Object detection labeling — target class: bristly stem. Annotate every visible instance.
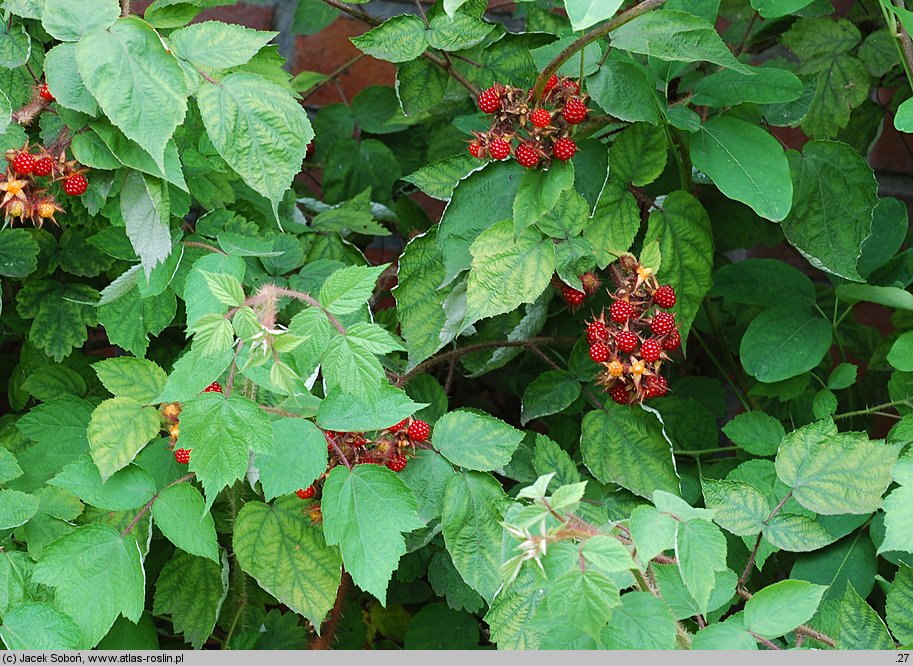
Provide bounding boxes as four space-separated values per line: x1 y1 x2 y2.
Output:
121 0 131 17
737 490 792 589
120 473 195 539
311 571 350 649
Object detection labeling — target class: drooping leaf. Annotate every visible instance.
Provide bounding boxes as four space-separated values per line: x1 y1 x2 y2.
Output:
152 483 219 563
153 550 228 649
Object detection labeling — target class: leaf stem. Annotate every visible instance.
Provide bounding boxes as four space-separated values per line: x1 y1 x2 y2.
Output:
120 473 195 539
737 490 792 589
311 570 350 649
674 445 739 456
183 241 227 255
834 398 913 420
121 0 130 17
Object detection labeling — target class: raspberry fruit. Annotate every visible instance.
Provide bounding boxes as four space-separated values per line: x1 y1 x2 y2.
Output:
12 153 34 175
586 320 609 344
33 157 53 177
386 455 407 473
390 419 409 431
530 108 551 128
589 342 610 363
478 86 502 114
663 329 681 351
203 381 223 393
609 300 634 323
37 202 56 219
174 448 190 464
544 73 559 93
644 376 668 398
468 141 482 158
607 360 624 377
353 435 367 448
7 201 24 218
39 83 54 102
616 330 639 353
563 79 580 95
515 143 539 168
408 419 430 442
553 137 576 161
641 339 662 363
296 486 315 500
611 384 629 405
654 285 676 309
562 285 585 307
562 98 588 124
489 139 511 160
651 312 676 337
63 173 87 196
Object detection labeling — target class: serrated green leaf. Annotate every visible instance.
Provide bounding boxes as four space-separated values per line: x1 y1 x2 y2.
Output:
316 383 425 432
675 518 728 610
32 524 144 648
512 161 575 235
0 490 38 530
402 155 481 201
50 455 155 511
427 4 490 51
322 465 423 604
87 398 160 481
44 43 97 115
763 512 837 552
581 535 636 573
711 258 815 307
887 563 913 644
599 592 677 649
432 409 524 472
583 179 640 268
744 579 827 638
41 0 119 42
20 365 86 402
532 434 580 487
120 171 172 277
543 569 620 637
587 60 660 124
170 21 276 69
691 66 803 107
152 483 219 562
836 584 895 649
0 603 81 650
520 370 580 425
257 418 328 502
740 306 832 383
153 550 228 649
154 347 233 404
396 57 448 116
722 411 785 456
200 271 245 307
318 264 384 316
563 0 624 31
610 123 668 187
351 14 428 63
93 357 167 404
0 228 38 278
702 478 770 536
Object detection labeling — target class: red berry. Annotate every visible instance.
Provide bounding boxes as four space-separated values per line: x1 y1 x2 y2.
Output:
562 98 588 124
306 141 314 159
386 455 407 473
586 320 609 344
174 448 190 464
63 173 87 196
616 330 639 354
609 300 634 323
563 79 580 95
553 136 576 161
530 108 551 128
390 419 409 431
562 285 585 307
478 86 502 114
39 83 54 102
408 419 430 442
12 153 34 175
203 381 223 393
663 329 681 351
654 285 676 309
651 312 676 337
489 139 511 160
353 435 367 448
611 384 629 405
468 141 482 158
589 342 610 363
296 486 315 500
544 73 558 93
644 376 668 399
641 339 662 363
515 143 539 168
33 157 53 177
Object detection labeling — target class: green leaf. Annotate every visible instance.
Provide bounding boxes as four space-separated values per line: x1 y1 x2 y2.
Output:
532 434 580 487
652 564 738 621
0 21 28 70
828 363 858 390
426 6 490 51
442 471 508 603
0 229 38 278
751 0 816 18
179 393 274 507
610 10 750 73
198 72 312 217
466 221 556 324
580 406 679 500
322 465 423 604
316 383 425 432
740 306 831 383
402 154 482 201
154 347 233 404
184 253 246 326
404 603 479 649
880 458 913 555
120 171 172 277
676 518 728 609
836 584 895 650
427 551 484 614
792 530 877 602
50 456 155 511
0 448 23 485
776 420 902 515
599 592 677 649
581 535 636 573
234 497 341 629
76 17 187 168
257 418 328 502
21 365 86 402
32 524 144 648
587 61 659 124
781 140 877 281
643 190 714 342
399 449 455 523
610 122 668 187
711 258 815 307
318 264 384 316
744 580 827 638
87 398 160 481
702 478 770 536
351 14 428 63
764 513 838 552
98 287 176 358
0 603 81 650
837 284 913 311
0 489 38 530
41 0 119 42
629 505 676 562
896 98 913 133
93 357 167 404
887 563 913 644
433 410 524 472
690 116 792 221
722 411 785 456
153 550 228 649
543 569 620 637
170 21 276 69
152 483 219 563
512 161 575 234
396 58 447 116
563 0 624 31
584 179 641 268
691 615 756 650
200 271 245 307
690 66 803 106
521 370 581 426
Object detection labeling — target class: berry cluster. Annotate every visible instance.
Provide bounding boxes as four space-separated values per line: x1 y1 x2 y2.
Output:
585 257 681 405
469 74 589 169
1 140 88 227
556 271 602 310
163 381 223 465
